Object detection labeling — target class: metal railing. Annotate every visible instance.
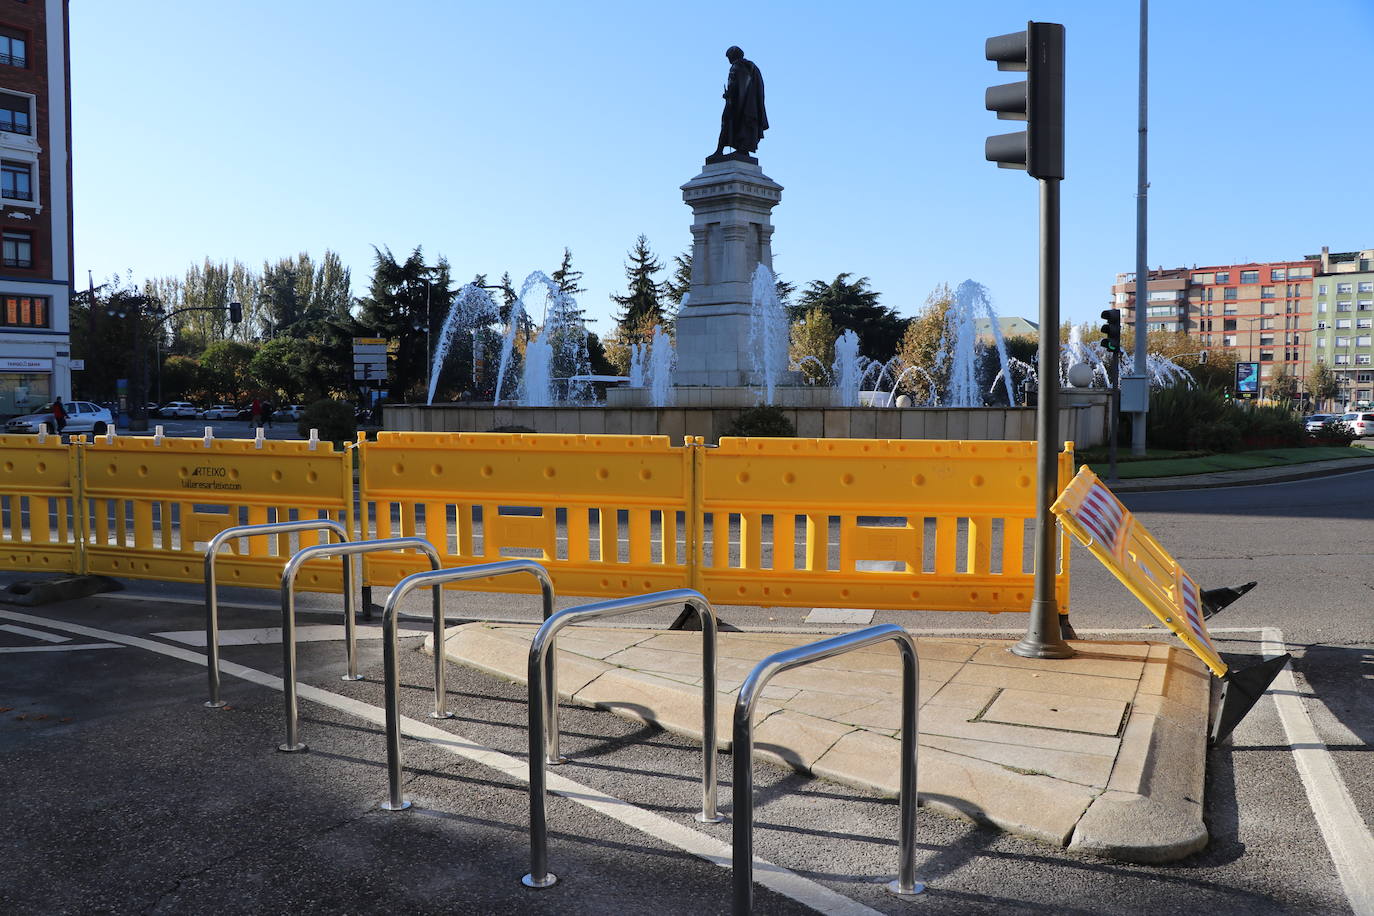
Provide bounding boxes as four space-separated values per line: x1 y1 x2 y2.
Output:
379 559 555 812
732 624 924 912
524 588 722 890
279 537 442 753
204 520 350 709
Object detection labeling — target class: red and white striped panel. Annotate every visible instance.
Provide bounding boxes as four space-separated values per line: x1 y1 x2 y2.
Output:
1072 482 1127 555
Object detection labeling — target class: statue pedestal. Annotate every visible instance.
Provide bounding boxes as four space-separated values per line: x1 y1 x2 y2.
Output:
673 158 783 388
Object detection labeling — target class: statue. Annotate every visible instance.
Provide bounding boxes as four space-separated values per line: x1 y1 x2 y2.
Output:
712 46 767 159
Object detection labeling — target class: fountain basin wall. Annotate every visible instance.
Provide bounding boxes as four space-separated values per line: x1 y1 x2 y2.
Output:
383 393 1108 446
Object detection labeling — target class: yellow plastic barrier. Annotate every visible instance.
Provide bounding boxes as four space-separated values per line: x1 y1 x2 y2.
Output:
79 434 352 591
0 433 83 573
356 432 695 596
1052 466 1226 676
694 438 1074 613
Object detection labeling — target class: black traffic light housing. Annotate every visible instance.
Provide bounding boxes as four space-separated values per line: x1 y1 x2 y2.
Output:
1100 308 1121 353
985 22 1065 180
228 300 242 324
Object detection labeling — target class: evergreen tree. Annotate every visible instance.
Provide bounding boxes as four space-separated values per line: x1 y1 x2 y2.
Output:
789 307 837 385
551 248 585 296
794 273 908 361
611 235 666 335
662 249 693 308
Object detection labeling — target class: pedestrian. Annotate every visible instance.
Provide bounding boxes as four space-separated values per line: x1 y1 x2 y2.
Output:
250 396 263 429
51 396 67 432
262 400 273 429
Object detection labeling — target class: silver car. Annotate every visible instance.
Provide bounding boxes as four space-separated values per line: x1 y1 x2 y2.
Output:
5 400 115 435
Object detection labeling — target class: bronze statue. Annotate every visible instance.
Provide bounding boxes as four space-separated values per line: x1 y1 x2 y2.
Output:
712 46 767 159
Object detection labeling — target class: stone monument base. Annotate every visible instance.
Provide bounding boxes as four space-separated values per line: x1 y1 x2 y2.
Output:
607 383 821 409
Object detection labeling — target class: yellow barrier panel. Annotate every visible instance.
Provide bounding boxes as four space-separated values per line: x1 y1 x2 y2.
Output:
79 435 352 591
356 432 694 596
0 433 83 573
1051 466 1227 676
694 438 1074 613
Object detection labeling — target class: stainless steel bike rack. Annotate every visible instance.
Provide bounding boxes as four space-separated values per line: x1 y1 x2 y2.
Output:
732 624 923 912
380 559 555 812
278 537 443 753
523 588 723 890
204 519 350 710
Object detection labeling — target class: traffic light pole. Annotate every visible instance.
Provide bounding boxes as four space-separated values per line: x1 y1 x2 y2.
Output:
1013 176 1073 660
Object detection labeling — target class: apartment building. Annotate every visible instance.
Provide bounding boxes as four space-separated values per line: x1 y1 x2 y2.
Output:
1310 248 1374 407
1110 258 1319 397
0 0 71 418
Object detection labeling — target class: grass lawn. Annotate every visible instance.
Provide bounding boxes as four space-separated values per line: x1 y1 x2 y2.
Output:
1082 446 1374 479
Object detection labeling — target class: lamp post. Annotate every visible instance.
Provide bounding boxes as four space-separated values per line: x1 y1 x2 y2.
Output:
106 293 163 432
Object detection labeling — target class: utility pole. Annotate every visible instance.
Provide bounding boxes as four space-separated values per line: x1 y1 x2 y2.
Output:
985 21 1074 660
1128 0 1150 455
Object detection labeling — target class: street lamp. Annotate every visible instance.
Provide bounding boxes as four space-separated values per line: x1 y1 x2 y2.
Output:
106 293 164 432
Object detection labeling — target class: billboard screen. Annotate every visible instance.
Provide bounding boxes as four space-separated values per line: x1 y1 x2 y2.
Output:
1235 361 1260 397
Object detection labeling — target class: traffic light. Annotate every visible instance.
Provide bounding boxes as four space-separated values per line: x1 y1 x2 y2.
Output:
1100 308 1121 353
984 22 1065 180
228 300 242 324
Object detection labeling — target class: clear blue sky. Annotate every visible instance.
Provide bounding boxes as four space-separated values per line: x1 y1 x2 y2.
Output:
72 1 1374 334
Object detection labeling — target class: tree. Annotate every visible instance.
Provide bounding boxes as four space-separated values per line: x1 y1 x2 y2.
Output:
793 273 907 361
661 249 692 309
895 284 954 403
789 307 837 385
199 340 257 403
249 337 323 403
551 248 585 297
1307 361 1341 409
610 235 667 339
355 247 444 400
1267 363 1300 402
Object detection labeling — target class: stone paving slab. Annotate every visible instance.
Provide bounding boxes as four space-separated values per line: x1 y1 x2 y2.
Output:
432 623 1212 862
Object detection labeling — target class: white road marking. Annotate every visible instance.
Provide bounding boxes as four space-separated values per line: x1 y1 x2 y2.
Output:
0 623 71 643
1262 627 1374 916
0 609 882 916
0 642 122 654
155 624 429 647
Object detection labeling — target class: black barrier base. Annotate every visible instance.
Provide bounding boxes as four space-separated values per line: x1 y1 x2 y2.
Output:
1210 652 1291 745
669 605 741 632
1059 615 1078 640
1201 581 1257 619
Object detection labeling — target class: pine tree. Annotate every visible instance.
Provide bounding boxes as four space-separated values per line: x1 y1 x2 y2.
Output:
610 235 666 335
551 248 585 296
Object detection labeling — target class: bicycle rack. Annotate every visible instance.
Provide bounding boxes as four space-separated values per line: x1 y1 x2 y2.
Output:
523 588 723 891
379 559 555 812
732 624 923 913
203 519 350 710
278 537 443 753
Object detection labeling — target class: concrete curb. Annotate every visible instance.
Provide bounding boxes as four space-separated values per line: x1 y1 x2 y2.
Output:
1106 455 1374 493
430 624 1214 862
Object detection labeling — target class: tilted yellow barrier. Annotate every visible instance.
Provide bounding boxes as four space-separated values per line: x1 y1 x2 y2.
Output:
0 433 83 573
696 437 1073 613
78 434 352 591
1052 465 1225 675
356 432 695 596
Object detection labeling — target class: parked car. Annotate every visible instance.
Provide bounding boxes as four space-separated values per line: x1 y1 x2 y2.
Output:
158 401 198 418
273 404 305 421
1304 413 1339 433
200 404 238 420
1339 412 1374 437
5 400 114 435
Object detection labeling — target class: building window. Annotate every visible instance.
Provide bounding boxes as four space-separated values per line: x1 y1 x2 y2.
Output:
1359 336 1373 348
1336 337 1351 347
1318 284 1328 295
1337 283 1353 294
1223 287 1237 300
0 92 30 134
1358 372 1374 383
1292 267 1313 279
1335 354 1350 365
1338 301 1353 312
1193 273 1213 285
1358 318 1373 330
1260 335 1275 346
1240 270 1259 284
1216 271 1230 283
2 229 31 267
1223 319 1237 331
1271 268 1286 281
1 159 32 201
1223 335 1237 346
0 29 25 69
1260 285 1276 298
1359 281 1373 293
0 294 46 327
1317 337 1327 348
1259 351 1274 362
1260 317 1275 329
1360 300 1373 312
1318 302 1327 314
1337 319 1352 329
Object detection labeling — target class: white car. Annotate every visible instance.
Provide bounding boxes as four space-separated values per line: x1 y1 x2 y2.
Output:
158 401 198 418
1304 413 1339 433
5 400 114 435
273 404 305 421
200 404 238 420
1339 412 1374 437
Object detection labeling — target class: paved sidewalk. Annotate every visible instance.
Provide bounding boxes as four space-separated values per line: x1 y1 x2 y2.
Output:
436 624 1212 863
1107 453 1374 492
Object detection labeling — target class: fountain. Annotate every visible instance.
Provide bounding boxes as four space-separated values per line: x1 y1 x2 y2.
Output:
492 271 594 407
426 283 500 405
748 264 790 403
647 324 675 407
831 330 862 407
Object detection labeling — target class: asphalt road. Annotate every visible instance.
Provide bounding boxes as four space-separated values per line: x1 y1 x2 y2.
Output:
2 468 1371 914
